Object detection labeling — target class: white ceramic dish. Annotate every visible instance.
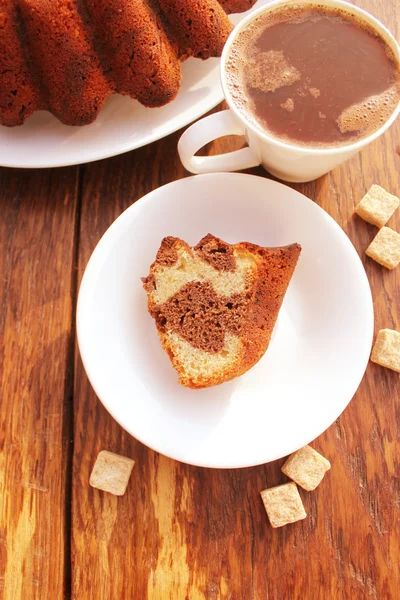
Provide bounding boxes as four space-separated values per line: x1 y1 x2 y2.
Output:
77 173 373 468
0 1 268 169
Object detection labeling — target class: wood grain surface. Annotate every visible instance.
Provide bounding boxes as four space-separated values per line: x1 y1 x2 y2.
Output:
0 168 80 599
1 1 400 598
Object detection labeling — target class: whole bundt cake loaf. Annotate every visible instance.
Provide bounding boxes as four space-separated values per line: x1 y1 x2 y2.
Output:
0 0 257 127
143 234 301 388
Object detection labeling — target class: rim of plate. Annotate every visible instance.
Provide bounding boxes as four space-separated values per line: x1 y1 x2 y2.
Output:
0 87 225 170
77 173 374 468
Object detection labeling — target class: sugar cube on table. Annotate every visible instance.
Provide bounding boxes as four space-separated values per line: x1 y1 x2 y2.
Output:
90 450 135 496
371 329 400 373
355 184 399 228
366 227 400 269
260 482 306 528
281 445 331 491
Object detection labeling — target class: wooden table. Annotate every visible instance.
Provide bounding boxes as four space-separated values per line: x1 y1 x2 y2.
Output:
1 1 399 598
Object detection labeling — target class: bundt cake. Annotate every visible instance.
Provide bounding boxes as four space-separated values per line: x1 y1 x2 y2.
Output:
143 234 301 388
0 0 257 127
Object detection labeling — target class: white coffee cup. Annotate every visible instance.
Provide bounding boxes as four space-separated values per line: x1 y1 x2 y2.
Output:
178 0 400 183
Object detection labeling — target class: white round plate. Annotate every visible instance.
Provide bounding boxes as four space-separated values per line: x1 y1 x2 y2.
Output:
77 173 373 468
0 1 268 169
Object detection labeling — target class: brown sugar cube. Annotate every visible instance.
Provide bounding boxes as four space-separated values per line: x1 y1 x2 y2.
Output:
365 227 400 269
355 184 399 228
281 445 331 491
260 482 306 528
370 329 400 373
89 450 135 496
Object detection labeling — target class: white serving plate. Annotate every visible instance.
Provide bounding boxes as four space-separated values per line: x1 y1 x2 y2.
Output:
77 173 373 468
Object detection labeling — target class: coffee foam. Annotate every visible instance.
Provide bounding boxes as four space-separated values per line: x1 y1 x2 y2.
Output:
309 87 320 98
337 84 400 135
225 48 252 119
246 50 301 93
281 98 295 112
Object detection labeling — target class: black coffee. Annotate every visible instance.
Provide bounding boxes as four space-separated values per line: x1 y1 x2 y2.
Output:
226 4 400 147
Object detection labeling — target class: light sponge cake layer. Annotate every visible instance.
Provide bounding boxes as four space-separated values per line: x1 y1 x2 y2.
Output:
143 234 301 388
165 331 242 388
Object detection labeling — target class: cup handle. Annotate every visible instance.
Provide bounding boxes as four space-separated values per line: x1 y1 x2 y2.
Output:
178 110 261 174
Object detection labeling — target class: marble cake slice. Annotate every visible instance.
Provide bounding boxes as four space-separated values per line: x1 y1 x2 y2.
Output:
142 234 301 388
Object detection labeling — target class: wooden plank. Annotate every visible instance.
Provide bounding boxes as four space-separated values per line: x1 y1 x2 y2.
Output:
0 167 79 600
72 1 400 598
